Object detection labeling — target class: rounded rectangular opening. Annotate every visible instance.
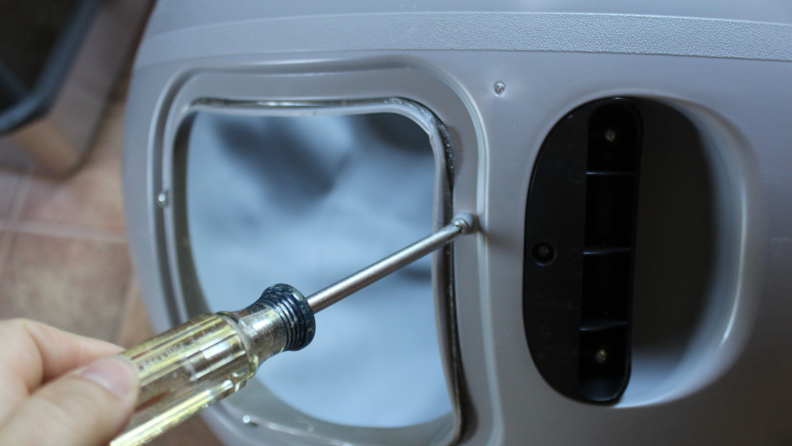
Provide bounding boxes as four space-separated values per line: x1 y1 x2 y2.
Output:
169 99 457 445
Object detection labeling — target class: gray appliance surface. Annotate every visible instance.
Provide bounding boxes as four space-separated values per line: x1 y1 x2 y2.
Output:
123 1 792 445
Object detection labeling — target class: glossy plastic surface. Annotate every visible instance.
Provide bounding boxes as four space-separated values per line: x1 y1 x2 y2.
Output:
112 314 253 446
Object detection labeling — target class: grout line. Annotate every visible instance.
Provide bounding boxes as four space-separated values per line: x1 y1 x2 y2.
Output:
0 171 34 276
11 221 127 244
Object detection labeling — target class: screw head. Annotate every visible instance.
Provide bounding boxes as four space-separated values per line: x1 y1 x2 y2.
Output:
604 129 617 142
242 415 258 427
532 241 555 265
494 81 506 95
156 190 169 207
595 348 608 364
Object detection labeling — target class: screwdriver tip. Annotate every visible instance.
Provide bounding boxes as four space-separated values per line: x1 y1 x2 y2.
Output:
452 212 477 235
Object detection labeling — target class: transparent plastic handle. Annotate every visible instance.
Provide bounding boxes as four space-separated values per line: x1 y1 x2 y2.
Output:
110 314 255 446
109 284 316 446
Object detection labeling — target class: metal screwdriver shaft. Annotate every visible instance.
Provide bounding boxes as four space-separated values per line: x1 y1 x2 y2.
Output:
307 211 477 312
111 212 477 446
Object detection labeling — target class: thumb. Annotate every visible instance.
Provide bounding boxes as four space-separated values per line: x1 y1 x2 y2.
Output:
0 356 139 446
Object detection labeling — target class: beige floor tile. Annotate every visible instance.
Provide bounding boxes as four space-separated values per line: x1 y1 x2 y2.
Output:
116 279 155 348
19 100 127 233
0 232 131 341
0 167 23 219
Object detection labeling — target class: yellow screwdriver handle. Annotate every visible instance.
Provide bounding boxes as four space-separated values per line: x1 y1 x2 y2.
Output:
110 285 315 446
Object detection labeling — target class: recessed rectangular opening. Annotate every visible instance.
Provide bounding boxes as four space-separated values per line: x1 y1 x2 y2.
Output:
173 103 454 433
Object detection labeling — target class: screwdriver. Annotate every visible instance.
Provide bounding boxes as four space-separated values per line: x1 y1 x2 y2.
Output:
110 212 477 446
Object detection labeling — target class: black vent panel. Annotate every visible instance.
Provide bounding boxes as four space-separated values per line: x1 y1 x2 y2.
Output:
523 98 643 404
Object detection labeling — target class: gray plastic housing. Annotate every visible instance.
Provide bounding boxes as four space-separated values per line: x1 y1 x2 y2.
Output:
123 1 792 445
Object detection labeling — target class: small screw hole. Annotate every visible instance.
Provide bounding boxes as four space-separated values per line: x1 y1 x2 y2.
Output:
595 348 608 365
532 241 556 265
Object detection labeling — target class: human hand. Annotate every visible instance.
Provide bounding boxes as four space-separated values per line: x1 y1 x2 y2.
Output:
0 319 139 446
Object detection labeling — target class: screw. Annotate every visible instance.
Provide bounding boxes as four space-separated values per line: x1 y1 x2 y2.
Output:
532 241 555 265
595 348 608 364
604 129 617 142
494 81 506 95
242 415 258 427
156 190 170 207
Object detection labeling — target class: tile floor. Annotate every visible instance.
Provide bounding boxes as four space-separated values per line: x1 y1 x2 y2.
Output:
0 75 222 446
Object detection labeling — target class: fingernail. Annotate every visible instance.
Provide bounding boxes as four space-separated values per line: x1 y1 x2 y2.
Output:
79 356 137 399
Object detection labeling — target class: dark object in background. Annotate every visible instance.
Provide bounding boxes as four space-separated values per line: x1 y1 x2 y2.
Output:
0 0 153 175
0 0 82 110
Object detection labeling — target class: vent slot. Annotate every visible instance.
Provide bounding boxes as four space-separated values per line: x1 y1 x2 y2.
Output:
584 175 635 249
581 252 631 327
